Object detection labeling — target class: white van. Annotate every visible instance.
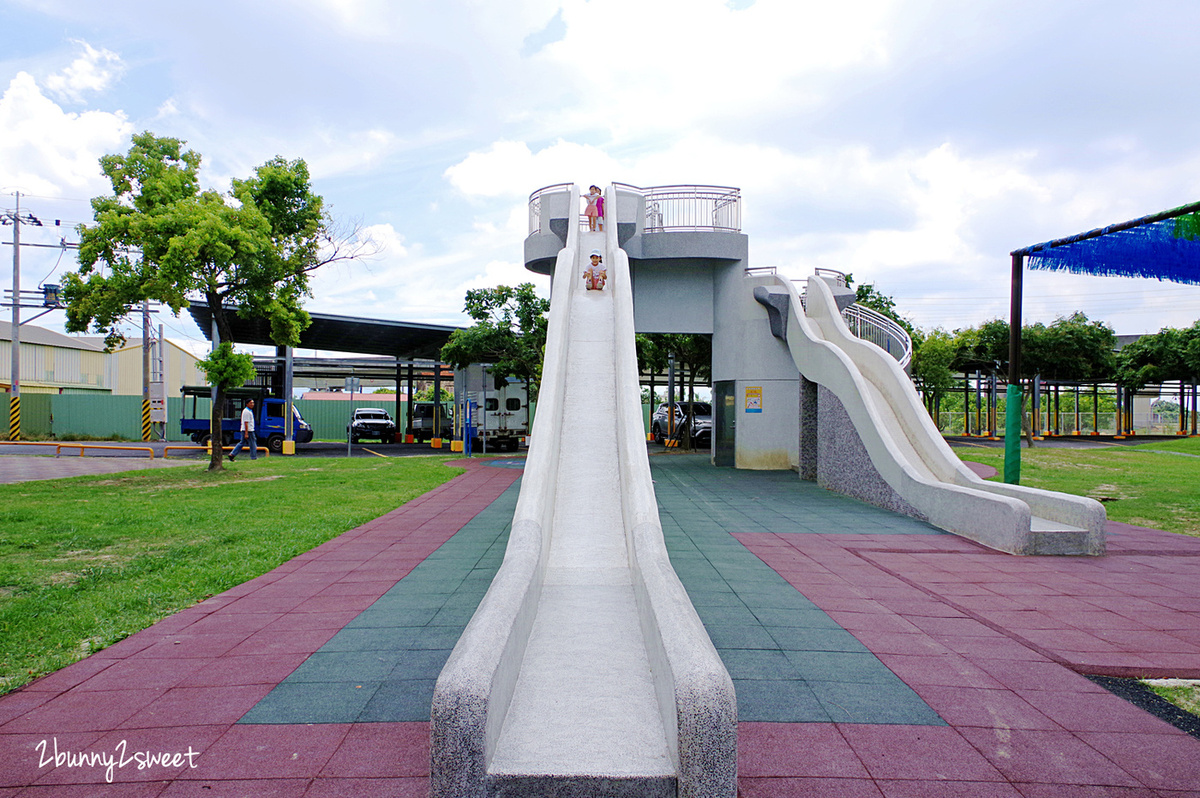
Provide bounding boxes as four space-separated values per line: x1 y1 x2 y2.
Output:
455 364 529 452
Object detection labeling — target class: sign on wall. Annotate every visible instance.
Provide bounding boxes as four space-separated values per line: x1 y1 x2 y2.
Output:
745 386 762 413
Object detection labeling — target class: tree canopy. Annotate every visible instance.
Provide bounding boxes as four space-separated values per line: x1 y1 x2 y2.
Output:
64 131 368 469
439 283 550 399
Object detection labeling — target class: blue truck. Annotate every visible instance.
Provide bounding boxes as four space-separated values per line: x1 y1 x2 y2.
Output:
180 386 313 453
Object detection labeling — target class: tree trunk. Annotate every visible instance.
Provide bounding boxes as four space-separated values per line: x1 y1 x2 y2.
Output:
207 296 233 472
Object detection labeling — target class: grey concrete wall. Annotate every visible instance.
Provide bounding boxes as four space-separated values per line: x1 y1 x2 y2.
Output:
712 268 801 470
631 260 715 334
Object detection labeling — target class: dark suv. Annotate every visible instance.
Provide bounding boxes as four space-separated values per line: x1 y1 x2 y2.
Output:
650 402 712 446
348 408 397 443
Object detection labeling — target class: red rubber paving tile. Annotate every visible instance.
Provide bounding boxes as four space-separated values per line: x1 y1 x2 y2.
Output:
840 724 1006 783
845 630 953 656
3 689 165 734
0 731 104 787
13 656 115 694
910 686 1060 731
874 653 1005 689
74 658 208 692
1076 731 1200 792
877 780 1025 797
33 725 226 786
304 777 430 797
737 722 869 779
966 658 1107 694
135 633 254 660
319 722 429 778
160 778 311 796
738 776 885 797
174 654 308 688
224 628 339 657
119 685 275 729
21 783 170 796
1014 785 1180 798
185 724 350 781
957 727 1143 787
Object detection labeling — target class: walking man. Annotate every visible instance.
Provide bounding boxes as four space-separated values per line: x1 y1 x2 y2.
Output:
229 399 257 461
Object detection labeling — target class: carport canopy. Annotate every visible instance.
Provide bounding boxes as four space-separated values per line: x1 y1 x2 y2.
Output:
187 301 460 360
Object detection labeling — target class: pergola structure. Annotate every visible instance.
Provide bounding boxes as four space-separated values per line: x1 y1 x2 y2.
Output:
1005 200 1200 482
187 301 460 439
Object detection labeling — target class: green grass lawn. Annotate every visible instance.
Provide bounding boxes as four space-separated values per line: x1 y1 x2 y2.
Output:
953 437 1200 537
0 456 463 695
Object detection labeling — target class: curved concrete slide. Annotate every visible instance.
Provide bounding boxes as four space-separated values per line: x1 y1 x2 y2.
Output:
432 185 736 798
756 274 1105 556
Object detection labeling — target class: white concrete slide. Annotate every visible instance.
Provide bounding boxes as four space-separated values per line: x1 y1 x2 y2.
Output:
763 273 1105 556
432 186 737 797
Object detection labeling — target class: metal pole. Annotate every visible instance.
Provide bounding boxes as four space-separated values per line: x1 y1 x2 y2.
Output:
142 300 152 441
1003 253 1023 483
284 346 294 452
9 192 21 441
667 353 676 440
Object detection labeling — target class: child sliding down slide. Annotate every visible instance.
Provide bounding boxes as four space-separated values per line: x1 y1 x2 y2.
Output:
583 250 607 291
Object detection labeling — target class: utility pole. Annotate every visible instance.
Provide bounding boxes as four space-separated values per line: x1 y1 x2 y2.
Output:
8 192 18 441
2 192 42 441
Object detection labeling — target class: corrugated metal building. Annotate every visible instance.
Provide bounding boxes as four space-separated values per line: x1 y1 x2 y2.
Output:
0 321 108 394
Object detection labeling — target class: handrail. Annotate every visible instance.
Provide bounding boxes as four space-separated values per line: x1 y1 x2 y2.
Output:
793 277 913 369
54 443 156 459
163 445 269 458
842 304 913 369
528 183 573 235
617 183 742 233
528 182 743 236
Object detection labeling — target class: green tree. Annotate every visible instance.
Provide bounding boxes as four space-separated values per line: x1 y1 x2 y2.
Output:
1115 323 1200 392
911 329 957 422
64 131 368 470
948 313 1115 445
845 274 919 341
439 283 550 399
641 333 712 449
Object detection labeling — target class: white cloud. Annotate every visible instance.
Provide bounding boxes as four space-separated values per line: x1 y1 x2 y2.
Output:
0 72 132 197
43 41 124 104
444 139 621 199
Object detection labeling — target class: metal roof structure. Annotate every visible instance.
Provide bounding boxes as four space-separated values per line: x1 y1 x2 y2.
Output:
187 301 460 360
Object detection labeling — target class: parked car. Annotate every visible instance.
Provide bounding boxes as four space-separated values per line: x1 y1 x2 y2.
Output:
650 401 712 446
348 408 397 444
411 401 454 442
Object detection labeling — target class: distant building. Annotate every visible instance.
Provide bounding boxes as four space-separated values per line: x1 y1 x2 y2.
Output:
1 322 205 395
0 321 107 394
94 338 208 397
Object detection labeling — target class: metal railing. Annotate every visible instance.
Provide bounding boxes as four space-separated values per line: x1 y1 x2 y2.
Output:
527 183 743 236
617 183 742 233
842 304 913 369
792 270 914 369
528 183 572 236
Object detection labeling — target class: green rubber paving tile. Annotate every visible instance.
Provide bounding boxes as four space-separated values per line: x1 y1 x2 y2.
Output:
652 455 944 725
240 479 521 724
733 678 831 723
810 681 946 725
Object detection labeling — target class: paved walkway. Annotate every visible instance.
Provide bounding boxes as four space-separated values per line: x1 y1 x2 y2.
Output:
2 454 1199 796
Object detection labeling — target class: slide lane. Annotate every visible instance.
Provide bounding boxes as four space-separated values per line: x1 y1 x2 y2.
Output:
433 185 735 798
766 274 1105 556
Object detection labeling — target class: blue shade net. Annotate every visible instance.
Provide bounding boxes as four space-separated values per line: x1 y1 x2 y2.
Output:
1026 213 1200 286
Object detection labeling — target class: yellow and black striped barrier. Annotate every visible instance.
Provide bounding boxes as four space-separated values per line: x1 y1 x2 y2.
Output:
7 396 18 441
141 399 152 441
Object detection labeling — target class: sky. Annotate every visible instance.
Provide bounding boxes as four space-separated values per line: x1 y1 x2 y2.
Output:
4 0 1200 358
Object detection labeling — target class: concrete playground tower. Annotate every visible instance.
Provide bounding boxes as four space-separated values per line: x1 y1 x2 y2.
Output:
524 182 1106 557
